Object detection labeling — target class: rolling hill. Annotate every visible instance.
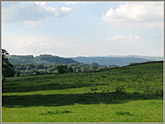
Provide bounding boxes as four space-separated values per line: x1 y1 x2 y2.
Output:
7 54 163 67
72 56 163 66
8 54 78 65
2 61 163 122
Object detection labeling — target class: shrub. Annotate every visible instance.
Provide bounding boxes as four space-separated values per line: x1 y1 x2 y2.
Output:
90 87 98 93
15 71 20 77
114 85 125 94
143 87 150 94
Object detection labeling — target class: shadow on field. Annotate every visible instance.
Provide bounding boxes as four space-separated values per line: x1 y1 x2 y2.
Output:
3 93 162 108
3 83 106 93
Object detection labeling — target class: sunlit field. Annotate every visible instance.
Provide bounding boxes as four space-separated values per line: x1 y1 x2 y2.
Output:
2 62 163 122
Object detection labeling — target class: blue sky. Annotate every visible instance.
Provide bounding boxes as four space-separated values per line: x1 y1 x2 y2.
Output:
2 1 164 57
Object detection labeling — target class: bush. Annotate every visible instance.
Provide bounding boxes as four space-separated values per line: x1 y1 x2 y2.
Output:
56 65 67 74
35 71 40 75
114 85 125 94
90 87 98 93
56 65 73 74
15 71 20 77
3 68 15 77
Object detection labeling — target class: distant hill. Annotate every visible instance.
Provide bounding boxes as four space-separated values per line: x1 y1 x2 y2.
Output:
8 54 78 65
72 56 163 66
8 54 163 66
124 55 163 61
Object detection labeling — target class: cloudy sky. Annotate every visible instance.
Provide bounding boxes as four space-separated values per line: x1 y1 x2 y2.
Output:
2 1 164 57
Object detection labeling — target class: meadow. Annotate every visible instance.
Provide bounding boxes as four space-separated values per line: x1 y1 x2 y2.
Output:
2 62 163 122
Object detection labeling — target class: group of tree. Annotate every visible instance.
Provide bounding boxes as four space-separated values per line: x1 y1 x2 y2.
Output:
8 54 78 65
2 49 15 79
56 65 73 74
2 49 116 78
13 62 110 76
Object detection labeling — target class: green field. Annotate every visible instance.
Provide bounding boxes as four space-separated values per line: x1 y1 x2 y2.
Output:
2 62 163 122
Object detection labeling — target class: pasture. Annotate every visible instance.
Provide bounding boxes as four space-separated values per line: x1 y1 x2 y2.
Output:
2 62 163 122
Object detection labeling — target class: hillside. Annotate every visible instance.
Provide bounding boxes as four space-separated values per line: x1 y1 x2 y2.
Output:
8 54 78 65
72 56 163 66
2 61 163 122
7 54 163 67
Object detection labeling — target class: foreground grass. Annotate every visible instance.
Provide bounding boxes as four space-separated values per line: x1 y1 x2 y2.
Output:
2 99 163 122
2 62 163 122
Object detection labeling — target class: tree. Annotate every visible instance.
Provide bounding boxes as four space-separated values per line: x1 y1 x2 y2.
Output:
36 64 45 69
91 62 99 69
26 64 35 70
2 49 15 77
19 64 26 70
56 65 67 74
67 67 73 73
81 66 88 72
15 71 20 77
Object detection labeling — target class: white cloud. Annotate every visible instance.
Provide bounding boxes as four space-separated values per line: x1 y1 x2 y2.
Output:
64 2 88 4
102 2 163 28
152 50 162 56
17 35 70 49
64 2 79 4
2 2 72 24
60 6 73 15
35 2 59 16
2 34 71 55
97 30 102 34
18 35 50 48
55 40 70 47
24 20 40 28
104 34 139 41
35 2 47 6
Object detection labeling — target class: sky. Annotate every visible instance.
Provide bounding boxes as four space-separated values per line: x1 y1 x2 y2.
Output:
2 1 164 57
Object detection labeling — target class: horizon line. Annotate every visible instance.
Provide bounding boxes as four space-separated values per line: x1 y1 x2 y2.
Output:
8 54 164 58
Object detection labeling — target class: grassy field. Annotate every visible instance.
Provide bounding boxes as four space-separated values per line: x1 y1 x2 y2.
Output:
2 62 163 122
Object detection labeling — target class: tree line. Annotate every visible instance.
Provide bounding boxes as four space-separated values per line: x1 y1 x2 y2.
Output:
2 49 114 78
13 62 110 76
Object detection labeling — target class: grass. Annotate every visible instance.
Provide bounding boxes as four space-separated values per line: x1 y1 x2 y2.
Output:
2 62 163 122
